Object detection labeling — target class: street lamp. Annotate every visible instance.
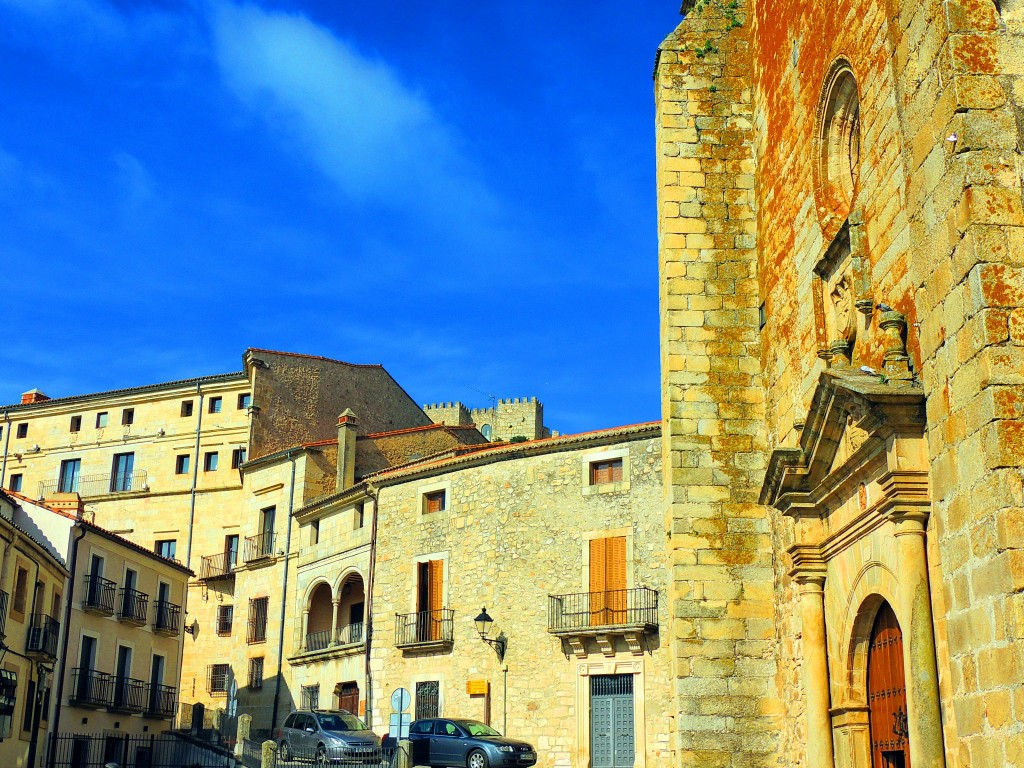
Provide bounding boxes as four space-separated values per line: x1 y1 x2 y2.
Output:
474 607 506 662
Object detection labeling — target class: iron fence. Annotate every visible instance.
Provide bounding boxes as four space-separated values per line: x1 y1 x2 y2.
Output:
153 600 180 635
199 552 235 581
82 574 116 614
38 470 148 498
395 609 454 647
273 741 402 768
243 531 276 562
305 629 332 652
336 621 364 645
111 677 146 713
47 732 232 768
69 668 113 708
144 683 177 719
547 586 659 631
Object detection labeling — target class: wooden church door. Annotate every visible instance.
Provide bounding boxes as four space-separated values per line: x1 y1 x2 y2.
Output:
867 602 911 768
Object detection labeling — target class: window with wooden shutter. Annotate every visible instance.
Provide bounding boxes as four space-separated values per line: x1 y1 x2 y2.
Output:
417 560 445 641
424 490 446 514
589 459 623 485
590 536 627 625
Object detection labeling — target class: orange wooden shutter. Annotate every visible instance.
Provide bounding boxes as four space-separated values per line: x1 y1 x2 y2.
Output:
590 539 607 624
429 560 444 640
607 536 627 622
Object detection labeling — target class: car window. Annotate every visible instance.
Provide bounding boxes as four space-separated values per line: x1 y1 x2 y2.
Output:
434 720 459 736
283 714 296 729
318 712 368 732
462 722 501 737
411 720 434 735
300 715 315 730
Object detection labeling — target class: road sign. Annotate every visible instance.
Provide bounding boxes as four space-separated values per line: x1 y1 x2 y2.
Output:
388 713 411 739
391 687 411 713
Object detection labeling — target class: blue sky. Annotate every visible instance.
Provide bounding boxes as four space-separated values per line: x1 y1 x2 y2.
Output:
0 0 680 435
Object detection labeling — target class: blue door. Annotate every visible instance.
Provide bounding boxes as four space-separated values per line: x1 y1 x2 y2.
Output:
590 675 634 768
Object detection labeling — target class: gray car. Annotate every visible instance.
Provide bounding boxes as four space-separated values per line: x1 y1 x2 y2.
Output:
408 719 537 768
276 709 382 765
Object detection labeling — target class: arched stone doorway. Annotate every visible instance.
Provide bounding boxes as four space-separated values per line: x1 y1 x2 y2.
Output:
868 602 910 768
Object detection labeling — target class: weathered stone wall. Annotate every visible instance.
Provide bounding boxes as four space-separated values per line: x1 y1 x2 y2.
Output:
656 3 782 766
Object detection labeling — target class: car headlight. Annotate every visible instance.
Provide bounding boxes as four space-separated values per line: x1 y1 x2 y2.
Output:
497 746 514 752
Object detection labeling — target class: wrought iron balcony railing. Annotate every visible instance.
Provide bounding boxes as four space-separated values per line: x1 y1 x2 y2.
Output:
110 677 146 713
305 629 332 652
0 589 8 638
336 621 364 646
547 587 659 633
243 532 276 562
144 683 177 719
82 574 116 614
395 609 454 648
153 600 181 635
118 588 149 625
26 613 60 658
38 470 148 498
69 668 114 708
199 552 236 581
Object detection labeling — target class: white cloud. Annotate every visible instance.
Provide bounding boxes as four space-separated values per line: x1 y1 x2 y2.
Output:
208 1 500 225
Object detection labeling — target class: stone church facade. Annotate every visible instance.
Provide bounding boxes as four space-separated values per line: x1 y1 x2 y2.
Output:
657 1 1024 767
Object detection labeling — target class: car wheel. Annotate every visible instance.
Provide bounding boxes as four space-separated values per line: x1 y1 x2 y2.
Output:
316 744 330 766
279 741 292 761
467 749 489 768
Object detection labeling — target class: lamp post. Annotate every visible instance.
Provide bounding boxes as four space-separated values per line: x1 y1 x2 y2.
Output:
473 607 507 662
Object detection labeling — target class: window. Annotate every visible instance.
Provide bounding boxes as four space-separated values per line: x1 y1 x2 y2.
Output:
416 559 445 642
155 540 176 560
58 459 81 493
301 684 320 710
207 664 229 695
590 536 628 625
217 605 234 636
590 458 623 485
248 657 264 690
424 490 446 514
231 448 247 469
95 412 109 428
121 408 134 426
204 452 218 472
110 453 135 492
237 393 251 410
247 597 269 644
180 400 193 418
8 474 22 493
70 416 82 433
175 455 190 475
415 681 440 720
209 397 222 414
12 565 28 619
225 534 240 568
15 424 27 439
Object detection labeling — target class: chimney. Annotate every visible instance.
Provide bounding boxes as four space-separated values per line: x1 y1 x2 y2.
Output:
336 409 358 492
21 389 49 405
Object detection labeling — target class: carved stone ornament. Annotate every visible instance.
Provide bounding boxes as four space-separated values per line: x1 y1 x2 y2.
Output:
880 310 913 381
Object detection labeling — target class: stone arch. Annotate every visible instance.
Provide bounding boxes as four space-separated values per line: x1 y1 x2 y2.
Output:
306 581 335 645
332 566 364 596
836 561 901 707
334 569 367 643
302 577 333 608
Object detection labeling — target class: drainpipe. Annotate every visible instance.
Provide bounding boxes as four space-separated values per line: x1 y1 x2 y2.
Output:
364 486 379 732
0 409 11 488
184 386 205 570
47 525 86 767
270 451 297 731
25 552 44 768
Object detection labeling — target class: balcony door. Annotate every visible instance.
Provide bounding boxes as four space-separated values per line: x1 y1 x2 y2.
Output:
87 555 104 607
58 459 81 493
110 453 134 492
416 560 444 641
122 569 137 617
260 506 276 556
590 537 627 625
113 646 132 709
149 654 165 713
77 636 97 702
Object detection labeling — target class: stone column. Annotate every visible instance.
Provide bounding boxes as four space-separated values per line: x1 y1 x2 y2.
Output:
332 599 341 644
892 509 945 768
301 609 310 651
791 546 835 768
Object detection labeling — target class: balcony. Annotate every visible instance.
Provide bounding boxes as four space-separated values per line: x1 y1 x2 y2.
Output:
82 574 116 615
118 588 149 625
110 677 146 713
305 629 332 652
26 613 60 659
39 470 148 499
153 600 181 636
395 609 454 652
243 532 276 563
336 621 364 647
144 683 177 719
69 668 113 708
547 587 659 657
199 553 236 581
0 589 8 638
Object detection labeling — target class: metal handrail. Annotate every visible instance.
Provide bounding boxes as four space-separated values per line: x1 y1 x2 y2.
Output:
199 552 236 580
243 531 276 562
336 621 364 645
395 609 454 646
547 586 659 632
111 676 146 712
38 470 148 498
82 573 116 613
144 683 177 718
118 587 150 624
153 600 181 634
27 613 60 657
305 629 332 652
69 668 114 707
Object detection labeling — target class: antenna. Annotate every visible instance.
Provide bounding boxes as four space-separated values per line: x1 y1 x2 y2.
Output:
466 386 497 412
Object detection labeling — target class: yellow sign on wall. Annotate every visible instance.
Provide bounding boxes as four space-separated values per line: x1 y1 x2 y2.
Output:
466 680 489 696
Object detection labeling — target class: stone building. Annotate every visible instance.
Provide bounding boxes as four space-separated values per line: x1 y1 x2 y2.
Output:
423 398 555 441
656 1 1024 767
289 422 671 768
